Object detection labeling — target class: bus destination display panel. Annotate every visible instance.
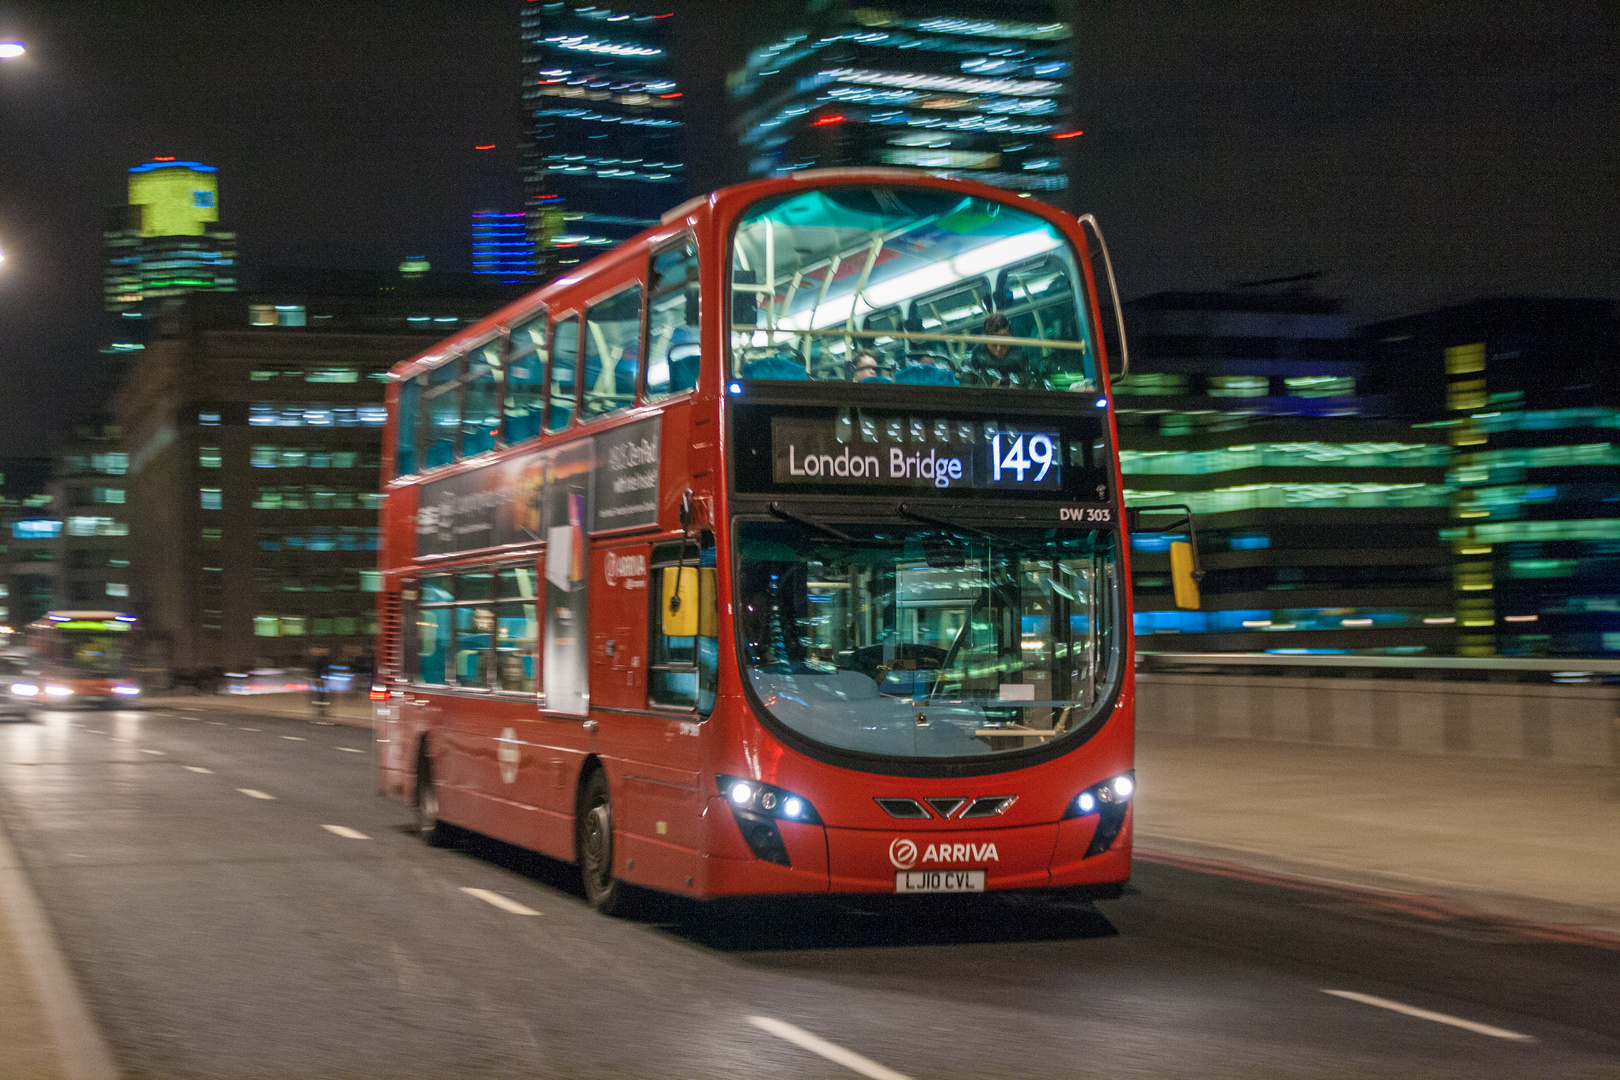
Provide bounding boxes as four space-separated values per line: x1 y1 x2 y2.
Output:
731 405 1114 508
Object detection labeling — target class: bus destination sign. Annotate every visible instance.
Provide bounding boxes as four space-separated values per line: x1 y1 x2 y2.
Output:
773 414 1062 493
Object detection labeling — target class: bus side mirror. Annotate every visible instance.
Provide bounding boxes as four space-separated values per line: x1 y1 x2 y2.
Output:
1169 541 1201 610
662 567 699 637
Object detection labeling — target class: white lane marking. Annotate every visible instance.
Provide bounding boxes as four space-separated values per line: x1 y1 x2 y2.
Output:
747 1016 915 1080
206 721 226 726
336 747 364 753
238 727 260 731
1322 990 1535 1042
237 788 275 800
280 735 306 741
183 766 213 774
139 749 166 755
321 825 371 840
84 729 104 734
459 887 541 916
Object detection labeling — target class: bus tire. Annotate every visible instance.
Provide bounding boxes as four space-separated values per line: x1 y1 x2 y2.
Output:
414 747 452 848
577 769 624 915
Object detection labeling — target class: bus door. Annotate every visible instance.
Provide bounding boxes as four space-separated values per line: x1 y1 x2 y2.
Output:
592 540 707 891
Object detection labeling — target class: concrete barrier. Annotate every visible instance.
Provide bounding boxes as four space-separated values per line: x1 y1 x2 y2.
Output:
1135 672 1620 766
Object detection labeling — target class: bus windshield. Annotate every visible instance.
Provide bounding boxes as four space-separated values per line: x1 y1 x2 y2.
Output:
730 184 1098 391
60 632 129 676
736 520 1119 759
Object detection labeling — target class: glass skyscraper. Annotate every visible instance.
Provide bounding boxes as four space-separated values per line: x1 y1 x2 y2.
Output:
729 2 1077 201
519 2 686 279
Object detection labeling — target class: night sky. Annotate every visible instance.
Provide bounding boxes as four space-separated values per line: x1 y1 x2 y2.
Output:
0 0 1614 455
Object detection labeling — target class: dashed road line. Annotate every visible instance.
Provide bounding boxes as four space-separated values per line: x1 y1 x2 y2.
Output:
336 747 364 753
747 1017 914 1080
84 729 104 734
139 749 166 755
183 766 213 774
237 788 275 800
1322 990 1535 1042
459 887 541 916
238 727 260 732
321 825 371 840
205 721 226 726
280 735 306 741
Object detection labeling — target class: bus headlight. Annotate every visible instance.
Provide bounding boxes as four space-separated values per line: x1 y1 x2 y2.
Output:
1063 771 1135 858
10 682 38 697
44 685 73 698
717 774 822 867
717 775 821 824
113 685 140 696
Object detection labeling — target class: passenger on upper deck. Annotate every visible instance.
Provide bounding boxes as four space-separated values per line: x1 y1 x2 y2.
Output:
968 312 1025 388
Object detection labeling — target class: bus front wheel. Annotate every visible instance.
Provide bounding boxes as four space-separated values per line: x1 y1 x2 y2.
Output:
414 748 452 848
577 770 624 915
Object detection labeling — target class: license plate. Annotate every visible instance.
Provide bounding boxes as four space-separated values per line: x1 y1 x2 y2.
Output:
895 870 985 893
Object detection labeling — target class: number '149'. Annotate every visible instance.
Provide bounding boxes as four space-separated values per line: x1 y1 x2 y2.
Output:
991 433 1054 483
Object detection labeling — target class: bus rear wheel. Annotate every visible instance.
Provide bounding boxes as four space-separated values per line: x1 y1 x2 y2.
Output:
577 770 624 915
414 748 452 847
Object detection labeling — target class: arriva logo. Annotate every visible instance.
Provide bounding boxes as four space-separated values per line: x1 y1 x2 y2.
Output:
888 838 999 869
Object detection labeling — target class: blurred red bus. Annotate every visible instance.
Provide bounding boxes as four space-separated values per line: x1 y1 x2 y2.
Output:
374 171 1174 912
24 610 142 706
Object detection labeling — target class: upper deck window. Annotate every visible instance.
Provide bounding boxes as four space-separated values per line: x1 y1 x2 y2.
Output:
647 240 700 402
461 341 503 457
504 312 548 445
582 285 643 420
729 185 1097 392
547 316 580 433
422 357 461 469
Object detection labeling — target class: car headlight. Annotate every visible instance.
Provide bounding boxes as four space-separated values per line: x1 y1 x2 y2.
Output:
113 685 140 696
10 682 38 697
44 685 72 698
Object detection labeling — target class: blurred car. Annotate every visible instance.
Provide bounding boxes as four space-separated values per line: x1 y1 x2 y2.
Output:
0 653 40 721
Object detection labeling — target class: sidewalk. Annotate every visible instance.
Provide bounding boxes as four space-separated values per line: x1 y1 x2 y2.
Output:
145 691 373 727
0 807 119 1080
1135 730 1620 937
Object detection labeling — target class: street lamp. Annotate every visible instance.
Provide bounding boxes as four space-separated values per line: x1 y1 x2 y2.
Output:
0 42 24 59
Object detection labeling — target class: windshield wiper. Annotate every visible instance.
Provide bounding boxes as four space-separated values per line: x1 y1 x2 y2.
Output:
896 502 994 539
769 501 852 541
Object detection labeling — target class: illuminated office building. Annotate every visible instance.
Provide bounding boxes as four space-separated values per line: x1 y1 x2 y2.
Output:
1363 299 1620 658
113 290 500 679
520 2 685 278
1116 284 1457 655
0 459 58 631
471 210 536 283
729 2 1078 204
48 422 131 611
105 159 237 321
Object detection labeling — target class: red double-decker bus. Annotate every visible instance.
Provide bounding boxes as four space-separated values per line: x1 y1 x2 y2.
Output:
374 170 1180 912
